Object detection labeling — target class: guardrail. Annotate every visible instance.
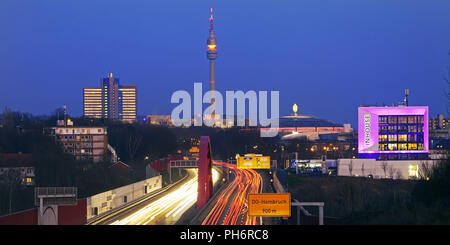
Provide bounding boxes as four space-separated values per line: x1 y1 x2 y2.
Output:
292 199 324 225
86 174 187 225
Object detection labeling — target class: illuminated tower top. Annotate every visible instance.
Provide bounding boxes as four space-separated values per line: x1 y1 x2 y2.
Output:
207 5 217 60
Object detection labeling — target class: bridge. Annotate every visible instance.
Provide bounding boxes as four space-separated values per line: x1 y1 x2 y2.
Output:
169 159 199 168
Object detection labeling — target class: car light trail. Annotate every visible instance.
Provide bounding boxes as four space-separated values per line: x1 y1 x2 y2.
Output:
202 162 262 225
110 168 219 225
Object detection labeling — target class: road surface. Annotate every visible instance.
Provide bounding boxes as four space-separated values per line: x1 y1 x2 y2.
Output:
91 168 219 225
202 162 262 225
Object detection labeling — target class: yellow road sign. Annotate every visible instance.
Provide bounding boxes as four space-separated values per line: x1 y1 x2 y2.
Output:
237 155 270 169
248 193 291 217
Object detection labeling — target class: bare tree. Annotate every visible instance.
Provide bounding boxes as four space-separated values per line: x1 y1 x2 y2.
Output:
348 159 353 176
2 107 15 130
396 169 403 180
419 161 433 180
388 166 395 179
127 132 143 162
0 168 21 213
381 161 388 178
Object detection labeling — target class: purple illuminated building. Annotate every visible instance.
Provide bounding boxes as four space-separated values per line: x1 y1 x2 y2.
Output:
358 106 429 160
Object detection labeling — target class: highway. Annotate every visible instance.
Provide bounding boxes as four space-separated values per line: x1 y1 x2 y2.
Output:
91 168 219 225
202 162 262 225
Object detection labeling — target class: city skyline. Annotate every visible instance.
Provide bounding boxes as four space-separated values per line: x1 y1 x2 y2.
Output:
1 0 450 128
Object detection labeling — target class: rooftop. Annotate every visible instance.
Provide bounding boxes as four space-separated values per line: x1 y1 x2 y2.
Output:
278 114 345 128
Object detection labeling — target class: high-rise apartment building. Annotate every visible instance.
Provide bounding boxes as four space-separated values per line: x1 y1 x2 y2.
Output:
83 88 102 118
83 73 137 122
46 126 108 163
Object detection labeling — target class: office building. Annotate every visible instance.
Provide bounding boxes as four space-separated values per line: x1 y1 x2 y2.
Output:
358 106 429 160
83 73 137 122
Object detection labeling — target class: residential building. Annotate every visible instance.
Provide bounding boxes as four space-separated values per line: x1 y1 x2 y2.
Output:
429 113 450 130
0 153 35 186
46 126 108 162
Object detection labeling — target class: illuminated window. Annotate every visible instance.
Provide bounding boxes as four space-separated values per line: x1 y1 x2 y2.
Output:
408 116 417 124
398 143 407 150
379 144 388 151
398 134 407 142
408 143 417 150
388 143 397 150
398 116 407 124
388 125 397 133
379 116 388 124
388 135 397 142
417 116 424 124
379 135 387 142
408 165 418 179
418 143 424 150
26 178 32 183
388 116 398 124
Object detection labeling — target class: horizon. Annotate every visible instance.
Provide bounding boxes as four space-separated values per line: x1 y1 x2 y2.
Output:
1 0 450 129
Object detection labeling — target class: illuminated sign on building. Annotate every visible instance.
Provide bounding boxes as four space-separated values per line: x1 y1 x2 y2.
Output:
364 113 371 146
358 106 429 156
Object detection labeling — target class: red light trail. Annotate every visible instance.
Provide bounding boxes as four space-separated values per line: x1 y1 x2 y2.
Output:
202 162 262 225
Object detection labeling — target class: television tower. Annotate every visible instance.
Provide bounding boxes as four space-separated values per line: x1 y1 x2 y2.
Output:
207 5 217 118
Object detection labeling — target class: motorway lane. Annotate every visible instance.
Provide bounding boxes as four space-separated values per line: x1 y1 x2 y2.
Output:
256 169 275 194
202 162 262 225
88 171 190 225
92 168 219 225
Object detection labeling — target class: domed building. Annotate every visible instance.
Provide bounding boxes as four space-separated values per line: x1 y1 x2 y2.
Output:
263 104 353 140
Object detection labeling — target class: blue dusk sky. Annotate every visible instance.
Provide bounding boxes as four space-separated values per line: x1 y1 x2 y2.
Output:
1 0 450 128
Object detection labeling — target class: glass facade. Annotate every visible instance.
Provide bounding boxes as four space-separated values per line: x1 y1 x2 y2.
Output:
377 115 425 152
358 106 429 160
